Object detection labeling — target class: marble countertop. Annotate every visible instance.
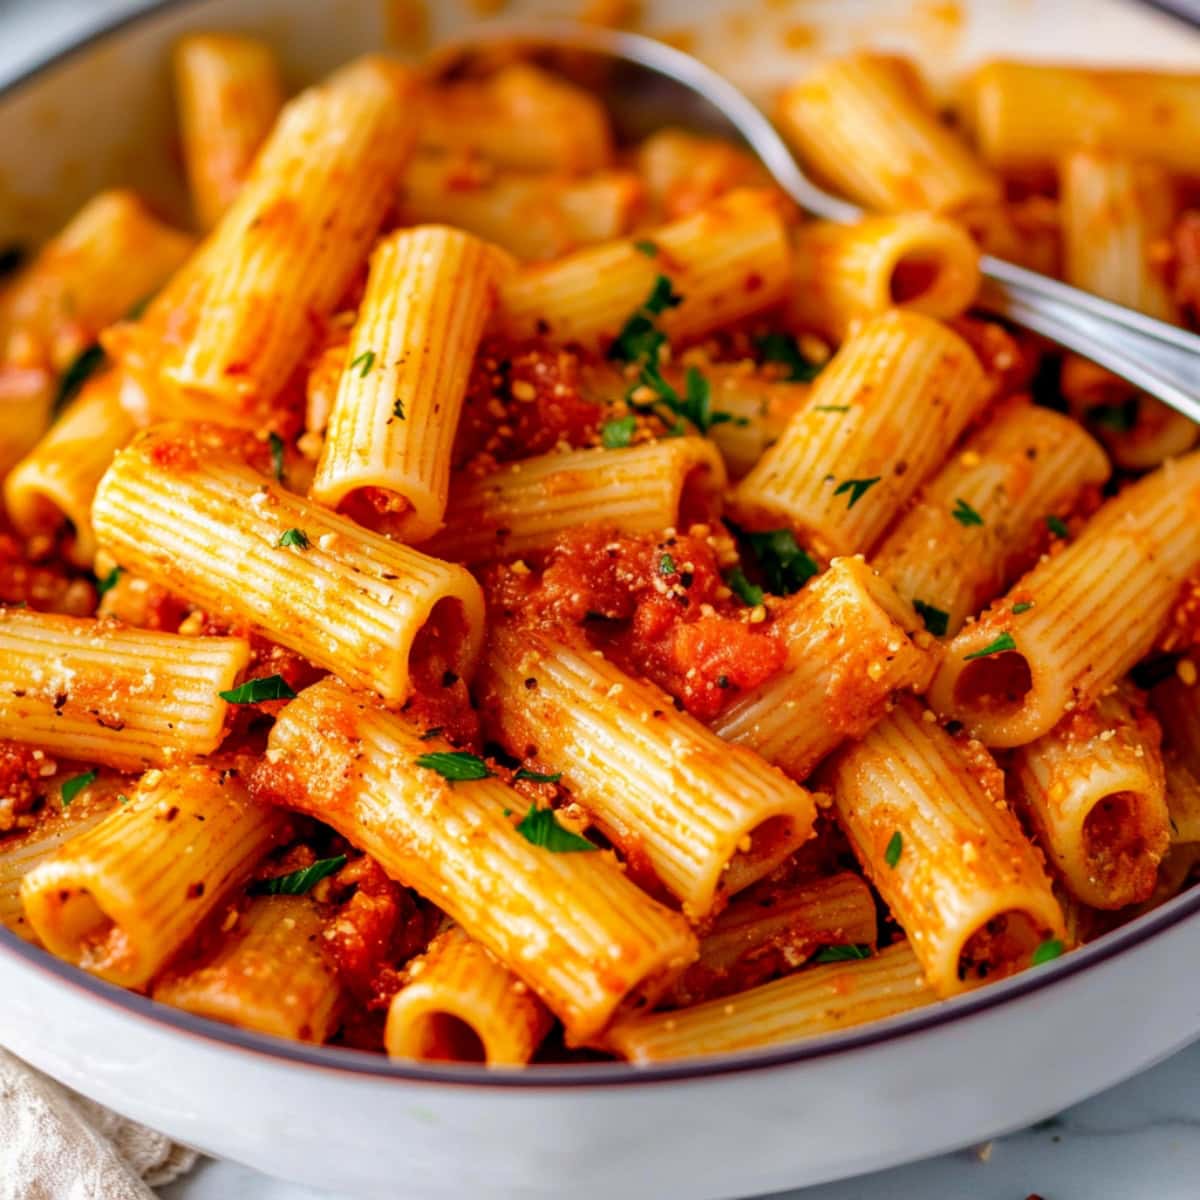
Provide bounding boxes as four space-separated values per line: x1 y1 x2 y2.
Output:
6 2 1200 1198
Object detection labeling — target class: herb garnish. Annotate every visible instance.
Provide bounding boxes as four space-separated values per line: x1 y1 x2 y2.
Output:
268 432 285 482
514 769 563 783
951 498 984 527
219 674 297 704
659 553 676 576
631 362 734 436
601 415 636 448
834 476 881 509
252 854 347 896
392 398 406 420
741 528 819 595
1031 938 1064 966
415 751 492 781
633 240 659 257
963 632 1017 661
884 830 903 868
1012 602 1034 615
813 943 872 964
515 805 597 852
814 404 849 413
54 344 107 414
1046 515 1069 539
755 331 824 382
349 349 375 378
608 274 682 364
61 769 97 807
278 528 310 549
96 565 123 596
913 599 949 637
726 568 764 607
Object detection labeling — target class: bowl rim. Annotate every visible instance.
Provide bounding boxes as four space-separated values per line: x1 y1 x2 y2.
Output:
2 0 1200 1091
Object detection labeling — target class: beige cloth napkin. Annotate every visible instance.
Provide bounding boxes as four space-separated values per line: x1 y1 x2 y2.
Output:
0 1047 198 1200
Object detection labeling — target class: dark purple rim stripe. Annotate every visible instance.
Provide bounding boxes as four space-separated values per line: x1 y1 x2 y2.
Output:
1 0 1199 1090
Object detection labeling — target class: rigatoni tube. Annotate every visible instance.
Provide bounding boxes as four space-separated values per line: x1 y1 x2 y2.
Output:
0 608 248 770
21 763 287 987
730 311 986 559
827 699 1064 996
482 625 819 919
495 189 792 351
873 401 1110 637
422 438 726 565
159 56 417 426
257 678 697 1044
787 214 980 341
712 556 936 781
929 451 1200 747
92 424 485 707
1010 692 1170 909
3 370 136 567
173 33 284 230
312 227 512 541
607 942 936 1063
776 54 1000 214
385 926 553 1066
153 895 342 1043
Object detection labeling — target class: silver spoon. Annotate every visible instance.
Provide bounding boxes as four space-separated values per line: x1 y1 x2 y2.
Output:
434 23 1200 424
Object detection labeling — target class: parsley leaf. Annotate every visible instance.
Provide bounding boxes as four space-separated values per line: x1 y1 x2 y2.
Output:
61 769 97 807
515 805 597 852
252 854 347 896
755 331 824 382
96 565 122 596
951 498 984 527
834 476 881 509
963 632 1017 661
219 674 297 704
601 415 636 448
885 830 903 868
659 553 676 576
742 528 819 595
268 432 285 482
608 274 682 363
1031 938 1064 966
814 404 849 413
392 398 406 420
415 751 492 781
633 240 659 257
1012 601 1034 615
813 943 872 964
630 362 732 436
349 349 375 378
277 528 310 549
1046 515 1069 539
726 567 764 607
514 768 563 783
913 599 949 637
54 344 107 414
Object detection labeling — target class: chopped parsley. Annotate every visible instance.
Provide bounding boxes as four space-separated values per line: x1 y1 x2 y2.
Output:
755 331 824 382
1046 515 1069 539
884 830 903 868
61 769 97 807
96 565 123 596
659 553 676 576
833 476 881 510
913 599 949 637
219 674 297 704
814 404 849 413
1012 601 1034 615
631 362 733 436
1031 938 1064 966
349 349 376 378
741 528 819 595
726 568 764 607
601 415 636 448
414 751 492 781
633 239 659 257
515 805 597 852
117 793 129 804
54 343 107 414
951 498 984 527
268 432 285 482
608 274 682 364
963 632 1017 661
813 943 872 964
514 768 563 783
392 398 406 420
251 854 347 896
277 528 310 549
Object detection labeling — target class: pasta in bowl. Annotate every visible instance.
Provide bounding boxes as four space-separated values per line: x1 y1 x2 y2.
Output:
3 2 1200 1191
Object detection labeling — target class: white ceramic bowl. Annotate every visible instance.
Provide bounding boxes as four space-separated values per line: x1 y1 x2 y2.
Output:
3 3 1200 1197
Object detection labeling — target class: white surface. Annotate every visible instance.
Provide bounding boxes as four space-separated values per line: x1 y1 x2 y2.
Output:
3 3 1200 1199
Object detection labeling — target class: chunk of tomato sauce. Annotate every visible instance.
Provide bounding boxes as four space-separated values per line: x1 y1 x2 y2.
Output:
486 528 786 721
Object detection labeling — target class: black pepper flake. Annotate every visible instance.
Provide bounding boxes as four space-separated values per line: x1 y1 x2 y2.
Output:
523 677 538 690
186 882 205 899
